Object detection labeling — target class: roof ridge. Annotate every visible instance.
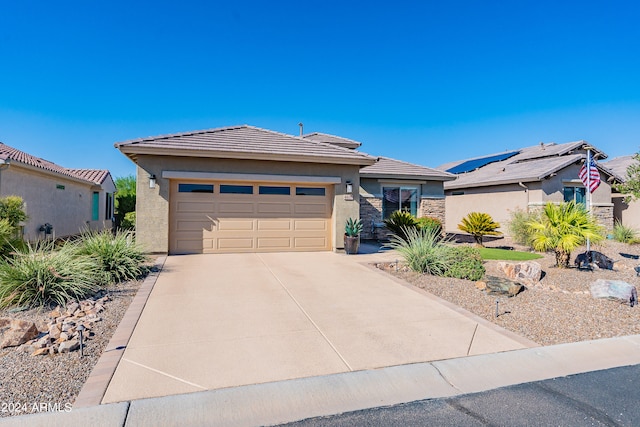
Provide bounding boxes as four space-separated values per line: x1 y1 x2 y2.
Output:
116 124 250 145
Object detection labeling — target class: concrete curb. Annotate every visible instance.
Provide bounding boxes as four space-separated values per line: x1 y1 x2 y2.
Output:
73 256 167 408
5 335 639 426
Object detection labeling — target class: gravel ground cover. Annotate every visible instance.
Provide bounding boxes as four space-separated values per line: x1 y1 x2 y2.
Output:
0 278 141 418
381 239 640 346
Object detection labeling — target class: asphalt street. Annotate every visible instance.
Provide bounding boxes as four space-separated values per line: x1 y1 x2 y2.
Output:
281 364 640 427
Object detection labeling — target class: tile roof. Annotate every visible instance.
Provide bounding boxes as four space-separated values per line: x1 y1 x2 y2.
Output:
441 140 616 190
116 125 376 165
67 169 111 185
602 155 636 182
0 142 96 184
301 132 362 149
360 156 455 181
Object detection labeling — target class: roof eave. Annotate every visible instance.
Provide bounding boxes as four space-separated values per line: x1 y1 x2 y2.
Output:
361 172 456 182
117 146 377 166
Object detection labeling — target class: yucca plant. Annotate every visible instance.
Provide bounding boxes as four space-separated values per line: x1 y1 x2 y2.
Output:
458 212 501 247
344 218 363 237
612 220 638 244
387 226 449 275
0 242 100 308
527 201 604 268
384 211 418 242
74 229 149 284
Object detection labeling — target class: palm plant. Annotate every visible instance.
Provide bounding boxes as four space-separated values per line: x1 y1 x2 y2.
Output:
457 212 501 247
527 201 604 268
384 211 417 242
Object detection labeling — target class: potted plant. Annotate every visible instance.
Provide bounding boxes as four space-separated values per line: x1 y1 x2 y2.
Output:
344 217 363 255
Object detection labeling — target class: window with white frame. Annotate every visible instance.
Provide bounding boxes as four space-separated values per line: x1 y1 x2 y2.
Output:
382 186 418 219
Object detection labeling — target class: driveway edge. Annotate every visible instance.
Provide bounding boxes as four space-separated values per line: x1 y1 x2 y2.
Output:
73 256 167 408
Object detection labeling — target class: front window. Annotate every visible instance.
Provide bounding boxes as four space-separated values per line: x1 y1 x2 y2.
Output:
382 187 418 219
92 192 100 221
563 186 586 205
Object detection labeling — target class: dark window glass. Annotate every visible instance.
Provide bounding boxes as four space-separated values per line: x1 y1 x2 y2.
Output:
259 186 290 195
220 185 253 194
382 187 418 219
563 187 585 205
296 187 325 196
178 183 214 193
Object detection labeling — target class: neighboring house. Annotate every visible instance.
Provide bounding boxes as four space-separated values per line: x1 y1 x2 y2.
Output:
0 142 116 240
438 141 620 234
602 155 640 229
116 125 453 254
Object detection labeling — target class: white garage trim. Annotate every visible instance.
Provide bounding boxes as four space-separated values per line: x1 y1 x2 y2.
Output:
162 171 342 184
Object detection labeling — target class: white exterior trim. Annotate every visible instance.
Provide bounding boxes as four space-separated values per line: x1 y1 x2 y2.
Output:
162 171 342 184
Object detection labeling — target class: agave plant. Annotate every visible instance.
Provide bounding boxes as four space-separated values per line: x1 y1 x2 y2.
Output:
527 201 604 268
457 212 501 247
344 218 363 237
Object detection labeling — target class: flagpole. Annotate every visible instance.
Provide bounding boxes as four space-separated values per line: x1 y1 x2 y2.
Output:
586 148 591 255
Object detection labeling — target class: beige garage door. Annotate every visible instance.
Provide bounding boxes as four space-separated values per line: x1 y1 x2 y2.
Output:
169 181 333 254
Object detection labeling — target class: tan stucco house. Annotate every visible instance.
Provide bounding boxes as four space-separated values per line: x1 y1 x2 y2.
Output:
0 142 116 240
603 155 640 230
438 141 620 234
116 125 453 254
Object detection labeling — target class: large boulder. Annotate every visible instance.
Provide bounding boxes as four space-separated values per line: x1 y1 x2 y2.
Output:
497 261 542 286
478 276 525 297
590 279 638 306
575 251 614 270
0 318 40 348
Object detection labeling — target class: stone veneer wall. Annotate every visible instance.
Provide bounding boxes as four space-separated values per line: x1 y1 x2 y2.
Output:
419 197 446 227
359 196 447 240
592 205 614 232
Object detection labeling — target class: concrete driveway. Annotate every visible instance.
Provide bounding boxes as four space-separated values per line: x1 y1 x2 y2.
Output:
102 252 534 403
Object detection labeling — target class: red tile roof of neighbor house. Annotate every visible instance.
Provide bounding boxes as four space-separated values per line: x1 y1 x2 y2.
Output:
67 169 111 185
115 125 377 165
0 142 106 185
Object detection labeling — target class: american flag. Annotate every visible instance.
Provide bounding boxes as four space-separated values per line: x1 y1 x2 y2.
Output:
579 157 601 193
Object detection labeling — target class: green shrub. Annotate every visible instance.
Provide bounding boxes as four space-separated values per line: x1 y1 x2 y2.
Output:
0 196 28 228
75 229 148 284
384 211 418 242
458 212 502 247
507 209 541 247
387 226 448 275
612 220 638 244
121 211 136 230
0 242 100 308
416 216 442 236
442 246 485 281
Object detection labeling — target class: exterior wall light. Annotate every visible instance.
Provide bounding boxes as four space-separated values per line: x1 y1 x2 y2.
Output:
149 174 156 189
346 181 353 194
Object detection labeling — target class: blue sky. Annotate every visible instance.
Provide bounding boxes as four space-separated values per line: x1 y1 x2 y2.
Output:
1 1 639 178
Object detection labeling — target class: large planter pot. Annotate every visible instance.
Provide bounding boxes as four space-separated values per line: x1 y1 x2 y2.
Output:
344 235 360 255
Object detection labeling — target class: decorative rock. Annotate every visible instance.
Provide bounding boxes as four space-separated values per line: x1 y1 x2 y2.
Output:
497 262 542 286
66 302 79 315
475 281 487 290
61 322 75 333
49 307 62 318
48 324 61 340
0 318 40 349
58 339 79 353
32 347 50 356
575 251 614 270
590 279 638 306
482 276 525 297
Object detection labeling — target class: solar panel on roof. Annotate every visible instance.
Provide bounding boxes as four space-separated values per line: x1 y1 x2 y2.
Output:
446 151 519 174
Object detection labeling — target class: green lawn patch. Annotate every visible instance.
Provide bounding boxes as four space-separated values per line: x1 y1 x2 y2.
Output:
479 247 543 261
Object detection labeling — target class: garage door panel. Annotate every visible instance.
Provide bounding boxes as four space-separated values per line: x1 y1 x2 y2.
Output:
294 219 327 231
257 237 292 249
294 203 328 215
257 203 292 214
217 219 254 231
257 219 291 230
170 181 331 254
217 238 255 250
295 237 328 248
177 202 215 212
176 220 215 232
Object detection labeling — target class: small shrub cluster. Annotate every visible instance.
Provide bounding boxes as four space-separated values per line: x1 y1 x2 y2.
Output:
507 209 541 247
0 230 148 308
416 216 442 236
388 227 485 280
612 220 639 244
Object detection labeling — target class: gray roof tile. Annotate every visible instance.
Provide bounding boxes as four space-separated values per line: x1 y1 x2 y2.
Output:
302 132 362 149
602 155 636 182
361 157 455 181
116 125 376 165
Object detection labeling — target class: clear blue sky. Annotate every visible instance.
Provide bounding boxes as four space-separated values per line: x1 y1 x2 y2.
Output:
1 1 639 178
